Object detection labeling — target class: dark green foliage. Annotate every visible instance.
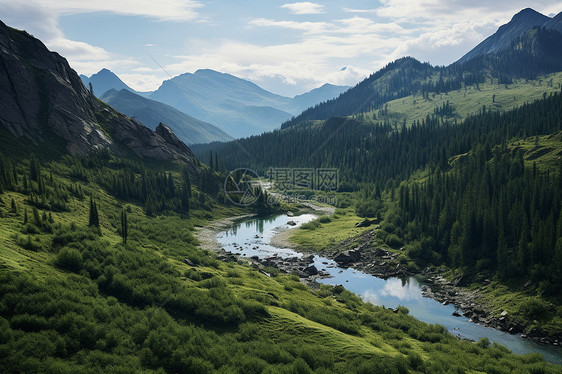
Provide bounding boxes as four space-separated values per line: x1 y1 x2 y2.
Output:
55 247 83 272
88 197 99 228
195 92 562 188
32 206 41 227
394 145 561 293
0 155 560 373
120 209 128 245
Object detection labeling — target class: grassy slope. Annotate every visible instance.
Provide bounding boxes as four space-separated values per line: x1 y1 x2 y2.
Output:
1 156 560 372
290 208 372 252
356 72 562 127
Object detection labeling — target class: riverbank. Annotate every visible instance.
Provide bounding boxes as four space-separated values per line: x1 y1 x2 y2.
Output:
299 228 562 348
197 210 561 349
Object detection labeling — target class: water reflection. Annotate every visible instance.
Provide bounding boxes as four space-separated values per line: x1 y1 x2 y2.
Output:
215 213 562 365
362 289 381 305
383 278 423 301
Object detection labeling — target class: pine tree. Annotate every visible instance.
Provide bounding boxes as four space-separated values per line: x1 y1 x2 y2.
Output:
32 206 41 227
23 208 28 225
10 198 16 213
121 209 128 245
89 197 100 228
29 154 41 183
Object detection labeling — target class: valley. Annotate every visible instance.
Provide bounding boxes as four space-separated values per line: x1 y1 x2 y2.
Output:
1 5 562 374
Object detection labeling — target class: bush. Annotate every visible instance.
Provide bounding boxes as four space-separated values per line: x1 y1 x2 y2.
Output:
300 220 321 230
476 337 490 349
55 248 83 272
317 215 332 224
385 234 404 249
520 298 554 321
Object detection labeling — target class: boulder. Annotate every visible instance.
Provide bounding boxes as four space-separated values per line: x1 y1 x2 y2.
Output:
303 265 319 276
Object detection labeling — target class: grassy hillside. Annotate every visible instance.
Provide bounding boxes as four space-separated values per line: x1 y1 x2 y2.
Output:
358 72 562 126
1 151 560 373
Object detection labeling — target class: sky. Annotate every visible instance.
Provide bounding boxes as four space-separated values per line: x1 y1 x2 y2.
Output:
1 1 561 97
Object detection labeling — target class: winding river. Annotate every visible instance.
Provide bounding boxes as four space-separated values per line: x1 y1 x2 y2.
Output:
216 213 562 365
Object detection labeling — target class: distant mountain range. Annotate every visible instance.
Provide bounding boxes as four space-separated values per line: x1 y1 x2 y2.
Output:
281 8 562 129
80 69 135 97
83 68 348 139
0 20 198 167
101 89 232 145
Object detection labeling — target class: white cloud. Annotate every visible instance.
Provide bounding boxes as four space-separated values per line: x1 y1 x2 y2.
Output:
249 18 330 34
281 2 325 15
0 1 114 71
33 0 203 22
343 8 377 14
118 73 167 92
376 0 562 23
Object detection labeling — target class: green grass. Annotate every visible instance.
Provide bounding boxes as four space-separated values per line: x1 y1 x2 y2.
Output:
476 281 562 337
357 72 562 126
1 154 561 373
290 208 374 251
509 131 562 172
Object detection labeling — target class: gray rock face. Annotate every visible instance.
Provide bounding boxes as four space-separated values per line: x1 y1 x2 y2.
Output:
0 20 196 165
458 8 561 63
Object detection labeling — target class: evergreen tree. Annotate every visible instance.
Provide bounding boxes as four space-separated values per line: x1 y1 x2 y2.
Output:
121 209 128 245
32 206 41 227
89 197 100 228
29 154 41 183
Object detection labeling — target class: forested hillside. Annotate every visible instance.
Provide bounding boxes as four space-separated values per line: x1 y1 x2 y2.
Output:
195 91 562 190
280 27 562 130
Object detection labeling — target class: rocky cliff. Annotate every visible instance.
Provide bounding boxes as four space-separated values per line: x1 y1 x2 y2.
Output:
0 20 196 164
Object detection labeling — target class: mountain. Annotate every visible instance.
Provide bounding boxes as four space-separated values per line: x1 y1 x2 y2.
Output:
458 8 561 63
0 21 197 165
281 9 562 130
281 57 436 129
544 11 562 33
149 69 348 138
149 69 293 138
101 88 232 144
80 68 138 98
291 83 349 113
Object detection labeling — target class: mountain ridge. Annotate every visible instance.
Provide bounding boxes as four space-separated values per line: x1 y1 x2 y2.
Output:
80 68 136 98
0 20 197 166
458 8 561 63
101 88 233 145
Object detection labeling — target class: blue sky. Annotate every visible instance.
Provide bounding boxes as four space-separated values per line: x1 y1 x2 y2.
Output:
1 1 561 96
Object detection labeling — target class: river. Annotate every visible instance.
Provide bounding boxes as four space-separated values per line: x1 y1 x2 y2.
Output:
215 213 562 365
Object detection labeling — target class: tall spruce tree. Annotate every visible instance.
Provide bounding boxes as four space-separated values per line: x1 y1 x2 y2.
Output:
89 197 100 228
121 209 128 245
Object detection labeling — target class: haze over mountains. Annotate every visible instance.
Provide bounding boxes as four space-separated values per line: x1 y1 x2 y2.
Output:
83 68 349 138
100 89 232 145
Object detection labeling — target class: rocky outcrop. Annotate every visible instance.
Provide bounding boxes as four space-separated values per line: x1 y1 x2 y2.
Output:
0 20 196 165
333 249 362 266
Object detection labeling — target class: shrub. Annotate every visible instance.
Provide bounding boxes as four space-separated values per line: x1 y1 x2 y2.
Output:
55 248 83 272
520 298 554 321
317 215 332 224
476 337 490 349
385 234 404 248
